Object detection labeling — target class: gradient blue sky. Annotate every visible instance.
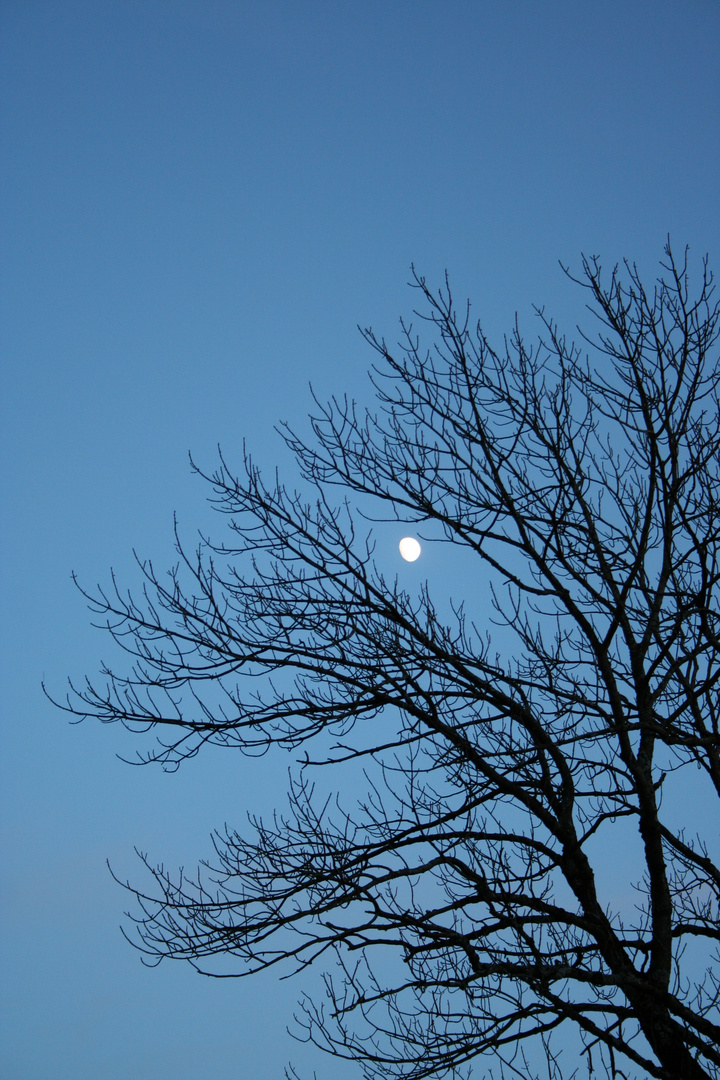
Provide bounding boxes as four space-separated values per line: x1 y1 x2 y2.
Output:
1 3 719 1078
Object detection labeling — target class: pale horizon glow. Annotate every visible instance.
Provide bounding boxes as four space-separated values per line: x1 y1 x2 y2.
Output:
399 537 421 562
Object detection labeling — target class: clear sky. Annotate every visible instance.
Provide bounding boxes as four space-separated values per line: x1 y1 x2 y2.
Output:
1 2 719 1078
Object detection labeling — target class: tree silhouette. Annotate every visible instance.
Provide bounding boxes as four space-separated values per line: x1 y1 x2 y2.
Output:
56 245 720 1080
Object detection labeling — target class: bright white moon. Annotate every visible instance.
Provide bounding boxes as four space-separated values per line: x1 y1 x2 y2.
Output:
399 537 421 562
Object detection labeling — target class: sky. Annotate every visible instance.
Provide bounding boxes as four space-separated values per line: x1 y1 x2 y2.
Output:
1 2 719 1078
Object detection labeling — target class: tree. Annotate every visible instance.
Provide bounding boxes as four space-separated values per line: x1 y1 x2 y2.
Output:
55 245 720 1080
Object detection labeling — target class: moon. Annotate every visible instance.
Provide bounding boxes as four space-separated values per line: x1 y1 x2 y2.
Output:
399 537 421 562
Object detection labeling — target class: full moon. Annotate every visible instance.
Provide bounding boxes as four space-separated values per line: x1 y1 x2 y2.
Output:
399 537 421 562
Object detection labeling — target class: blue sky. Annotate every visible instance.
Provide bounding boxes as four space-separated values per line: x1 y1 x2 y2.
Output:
1 2 719 1078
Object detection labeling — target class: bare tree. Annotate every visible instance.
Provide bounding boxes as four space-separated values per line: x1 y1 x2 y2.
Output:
55 245 720 1080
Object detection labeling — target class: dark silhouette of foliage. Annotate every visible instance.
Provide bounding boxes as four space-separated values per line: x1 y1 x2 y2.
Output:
55 245 720 1080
